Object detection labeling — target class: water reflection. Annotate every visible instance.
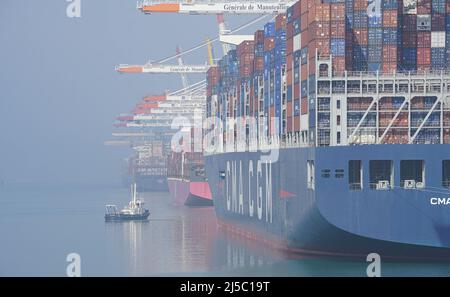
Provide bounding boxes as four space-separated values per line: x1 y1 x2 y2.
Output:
103 191 450 277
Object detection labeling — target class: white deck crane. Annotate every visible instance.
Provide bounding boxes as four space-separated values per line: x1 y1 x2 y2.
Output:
137 0 295 14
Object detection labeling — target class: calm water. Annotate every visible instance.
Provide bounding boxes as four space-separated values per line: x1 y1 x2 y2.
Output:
2 184 450 276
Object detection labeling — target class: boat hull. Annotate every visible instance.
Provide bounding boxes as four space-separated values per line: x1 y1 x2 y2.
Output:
204 144 450 259
104 210 150 222
168 178 213 207
135 174 168 192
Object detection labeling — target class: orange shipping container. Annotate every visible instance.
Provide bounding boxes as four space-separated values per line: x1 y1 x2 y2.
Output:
330 3 345 21
381 62 397 73
330 21 345 38
353 0 368 10
383 10 398 27
382 45 397 62
311 21 330 39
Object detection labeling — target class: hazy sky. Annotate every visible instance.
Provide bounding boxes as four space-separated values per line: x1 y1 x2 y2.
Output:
0 1 260 186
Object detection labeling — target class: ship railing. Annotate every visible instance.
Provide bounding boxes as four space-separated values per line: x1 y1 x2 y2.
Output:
349 183 362 191
442 181 450 188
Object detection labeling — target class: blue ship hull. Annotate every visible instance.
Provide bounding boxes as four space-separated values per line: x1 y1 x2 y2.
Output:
205 144 450 259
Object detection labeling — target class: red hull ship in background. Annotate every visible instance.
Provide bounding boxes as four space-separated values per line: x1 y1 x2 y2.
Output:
167 127 213 207
167 151 213 207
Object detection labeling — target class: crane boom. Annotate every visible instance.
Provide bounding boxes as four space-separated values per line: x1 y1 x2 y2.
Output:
137 1 295 14
176 46 190 90
116 64 209 74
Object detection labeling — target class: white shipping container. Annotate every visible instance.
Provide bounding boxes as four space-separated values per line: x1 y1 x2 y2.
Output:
293 33 301 51
431 31 446 48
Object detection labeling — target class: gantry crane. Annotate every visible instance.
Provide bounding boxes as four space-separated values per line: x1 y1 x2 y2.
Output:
137 0 295 15
116 12 258 75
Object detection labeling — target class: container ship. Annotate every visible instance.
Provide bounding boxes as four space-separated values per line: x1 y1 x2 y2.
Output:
114 95 172 192
167 127 213 207
204 0 450 258
130 140 169 192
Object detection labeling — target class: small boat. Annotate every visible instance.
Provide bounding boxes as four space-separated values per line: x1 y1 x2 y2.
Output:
105 183 150 222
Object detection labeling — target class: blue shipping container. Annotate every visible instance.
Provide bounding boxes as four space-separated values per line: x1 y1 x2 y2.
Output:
331 38 345 56
264 22 275 37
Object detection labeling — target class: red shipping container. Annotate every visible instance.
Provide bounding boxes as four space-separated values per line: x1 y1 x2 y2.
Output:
276 13 287 30
286 53 293 70
417 31 431 48
237 41 254 56
330 3 345 21
308 57 316 75
382 10 398 28
294 115 300 132
382 45 397 62
286 22 294 39
287 38 294 54
287 101 293 117
382 62 397 74
301 30 309 46
402 32 417 47
301 12 308 31
254 30 264 43
311 21 330 39
264 37 275 51
254 56 264 72
417 0 431 14
301 64 309 80
294 81 300 100
294 1 301 18
354 29 368 45
300 0 308 16
332 56 345 75
417 47 431 65
301 98 308 115
287 68 293 85
312 36 331 55
432 13 445 31
287 116 293 133
353 0 368 10
402 14 417 30
330 20 345 38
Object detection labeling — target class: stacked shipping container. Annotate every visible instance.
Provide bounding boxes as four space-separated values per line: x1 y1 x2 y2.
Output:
205 0 450 147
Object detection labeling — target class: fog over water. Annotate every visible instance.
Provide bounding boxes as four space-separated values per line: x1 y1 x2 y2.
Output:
0 0 257 186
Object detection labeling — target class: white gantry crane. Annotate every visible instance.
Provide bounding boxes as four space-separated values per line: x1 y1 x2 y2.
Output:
116 13 258 76
137 0 295 14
